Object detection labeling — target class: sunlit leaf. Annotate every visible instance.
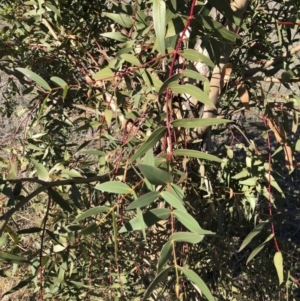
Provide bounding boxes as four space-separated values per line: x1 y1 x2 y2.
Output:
274 252 284 285
74 206 110 222
100 32 127 42
181 49 214 68
16 67 51 91
119 208 171 233
168 82 215 107
157 241 172 273
131 127 167 162
104 12 134 28
161 191 186 211
172 118 231 128
138 164 173 185
179 267 215 301
0 251 29 264
93 67 114 80
50 76 68 88
120 54 141 66
127 192 160 210
173 149 222 163
169 232 204 244
152 0 166 54
32 159 49 181
95 181 132 194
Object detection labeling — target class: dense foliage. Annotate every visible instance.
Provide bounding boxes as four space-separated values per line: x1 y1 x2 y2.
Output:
0 0 300 300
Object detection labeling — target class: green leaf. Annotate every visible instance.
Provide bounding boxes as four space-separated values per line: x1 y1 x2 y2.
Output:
95 181 132 194
179 267 215 301
100 32 127 42
239 220 270 252
182 69 209 82
207 0 241 26
49 189 73 213
79 223 98 236
120 54 141 67
103 12 134 28
157 241 172 273
159 74 181 94
16 67 51 91
61 169 82 178
79 150 106 156
161 191 186 211
174 210 215 235
152 0 166 54
119 208 171 233
50 76 68 88
171 118 231 128
246 233 274 264
17 227 42 234
127 192 160 210
170 232 204 244
181 49 214 68
31 159 49 181
0 251 29 264
173 149 222 163
142 267 172 301
93 67 114 80
169 82 215 107
138 164 173 185
274 252 284 285
239 177 258 186
74 206 110 222
131 127 167 162
2 276 36 297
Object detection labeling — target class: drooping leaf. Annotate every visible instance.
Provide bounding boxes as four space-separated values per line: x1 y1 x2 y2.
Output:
157 241 172 273
119 208 171 233
246 233 274 264
31 159 49 181
131 127 167 162
159 74 181 94
168 82 215 107
161 191 186 211
274 252 284 285
152 0 166 55
95 181 132 194
74 206 110 222
142 266 173 301
79 223 98 236
50 76 68 88
103 12 134 28
16 67 51 91
173 149 222 163
174 210 215 235
181 49 214 68
172 118 231 128
93 67 114 80
182 69 209 82
239 220 270 252
17 227 42 234
49 189 73 213
169 232 204 244
100 32 128 42
179 267 215 301
2 276 36 297
0 251 29 264
120 54 141 67
138 164 173 185
127 191 160 210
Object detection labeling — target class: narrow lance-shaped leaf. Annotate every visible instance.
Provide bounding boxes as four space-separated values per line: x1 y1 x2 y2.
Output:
32 159 49 181
161 191 186 211
239 220 270 252
169 232 204 244
274 252 284 285
103 12 134 28
93 67 114 80
127 191 160 210
172 118 231 128
138 164 173 185
157 241 172 273
0 251 29 264
131 127 167 162
152 0 166 55
173 149 222 163
142 267 173 301
181 49 214 68
168 82 215 107
74 206 110 222
179 267 215 301
16 67 51 91
95 181 132 194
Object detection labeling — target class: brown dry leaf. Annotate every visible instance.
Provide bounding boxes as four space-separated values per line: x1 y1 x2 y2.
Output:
267 115 294 170
237 83 251 111
220 63 232 90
